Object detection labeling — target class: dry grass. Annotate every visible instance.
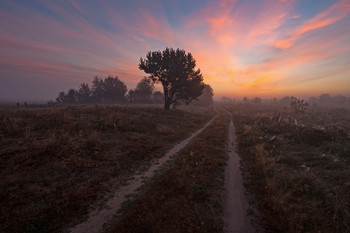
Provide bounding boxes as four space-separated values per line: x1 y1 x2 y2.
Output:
0 105 214 233
226 103 350 233
107 113 230 233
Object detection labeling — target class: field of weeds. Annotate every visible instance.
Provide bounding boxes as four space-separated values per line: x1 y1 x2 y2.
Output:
0 105 214 233
227 103 350 233
107 113 229 233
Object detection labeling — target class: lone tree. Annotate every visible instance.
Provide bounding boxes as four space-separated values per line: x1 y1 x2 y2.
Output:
139 47 204 110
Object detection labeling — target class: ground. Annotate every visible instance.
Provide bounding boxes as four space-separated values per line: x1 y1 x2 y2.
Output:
1 103 349 233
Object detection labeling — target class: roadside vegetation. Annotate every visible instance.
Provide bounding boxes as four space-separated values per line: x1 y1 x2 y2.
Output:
226 102 350 233
107 113 230 233
0 105 214 233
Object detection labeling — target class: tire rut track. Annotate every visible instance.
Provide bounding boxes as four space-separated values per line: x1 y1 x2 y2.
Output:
223 109 254 233
68 114 218 233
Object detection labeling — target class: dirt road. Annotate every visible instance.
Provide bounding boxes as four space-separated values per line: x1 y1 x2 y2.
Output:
223 110 254 233
68 115 218 233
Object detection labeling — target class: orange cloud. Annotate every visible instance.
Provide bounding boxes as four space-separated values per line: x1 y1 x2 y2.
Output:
242 0 295 49
1 0 349 100
170 0 350 97
275 0 350 49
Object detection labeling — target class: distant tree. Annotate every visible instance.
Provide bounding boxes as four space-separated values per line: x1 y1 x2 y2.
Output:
47 100 55 106
308 96 318 107
319 93 332 106
334 95 347 106
77 83 91 104
243 97 249 103
56 91 66 103
221 96 232 103
152 91 164 104
91 76 127 103
66 89 78 104
272 97 278 105
102 76 127 103
56 75 128 105
192 84 214 106
91 76 105 102
334 95 346 103
139 47 204 110
128 89 136 103
252 97 262 104
319 93 331 101
280 96 291 106
134 77 155 103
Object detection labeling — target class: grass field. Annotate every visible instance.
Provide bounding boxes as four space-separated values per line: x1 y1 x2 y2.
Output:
226 103 350 233
0 105 214 233
107 112 229 233
2 102 348 233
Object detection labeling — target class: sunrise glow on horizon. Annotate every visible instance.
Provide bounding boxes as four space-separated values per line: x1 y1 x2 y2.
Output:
1 0 350 101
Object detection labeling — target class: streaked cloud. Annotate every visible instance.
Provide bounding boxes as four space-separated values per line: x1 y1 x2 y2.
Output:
275 0 350 49
0 0 349 101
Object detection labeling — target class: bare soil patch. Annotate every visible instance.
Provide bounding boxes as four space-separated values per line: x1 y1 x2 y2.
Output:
223 110 254 233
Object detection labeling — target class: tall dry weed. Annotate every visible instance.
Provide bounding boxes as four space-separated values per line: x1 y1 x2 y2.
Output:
0 105 213 233
228 103 350 233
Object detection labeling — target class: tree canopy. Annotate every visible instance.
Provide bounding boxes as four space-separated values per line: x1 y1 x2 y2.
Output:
191 84 214 106
92 76 127 103
139 47 204 110
56 75 127 104
133 77 155 103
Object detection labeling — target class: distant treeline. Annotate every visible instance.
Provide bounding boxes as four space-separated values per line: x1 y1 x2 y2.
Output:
220 94 350 108
307 94 350 108
55 75 214 106
56 76 160 105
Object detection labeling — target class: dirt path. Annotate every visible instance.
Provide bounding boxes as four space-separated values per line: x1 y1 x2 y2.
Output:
68 115 218 233
223 110 254 233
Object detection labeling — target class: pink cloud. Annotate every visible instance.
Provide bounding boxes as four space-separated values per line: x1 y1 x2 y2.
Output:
135 9 174 43
1 0 349 99
0 1 147 84
185 0 295 49
275 0 350 49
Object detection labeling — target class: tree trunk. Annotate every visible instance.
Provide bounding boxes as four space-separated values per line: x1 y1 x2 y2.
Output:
163 84 171 110
164 101 170 110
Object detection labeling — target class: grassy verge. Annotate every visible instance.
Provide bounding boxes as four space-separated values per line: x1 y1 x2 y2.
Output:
107 113 230 233
0 105 213 233
227 103 350 233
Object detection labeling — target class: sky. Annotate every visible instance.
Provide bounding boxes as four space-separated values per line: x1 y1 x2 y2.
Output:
0 0 350 101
